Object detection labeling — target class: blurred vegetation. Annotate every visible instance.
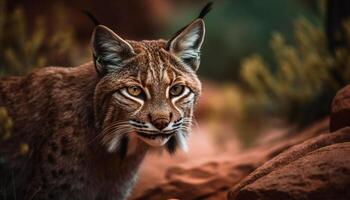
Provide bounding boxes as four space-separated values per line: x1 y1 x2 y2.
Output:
0 0 79 76
0 107 12 141
0 107 11 170
239 17 350 127
167 0 320 81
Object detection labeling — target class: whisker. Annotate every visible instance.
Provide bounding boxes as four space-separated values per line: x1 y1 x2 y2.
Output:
102 126 132 136
101 127 133 147
182 122 195 128
177 127 191 135
101 124 131 135
182 118 197 127
133 129 159 134
163 127 181 133
100 124 130 135
88 121 131 144
103 129 133 152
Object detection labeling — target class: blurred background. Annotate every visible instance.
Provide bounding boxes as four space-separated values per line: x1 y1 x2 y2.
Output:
0 0 350 197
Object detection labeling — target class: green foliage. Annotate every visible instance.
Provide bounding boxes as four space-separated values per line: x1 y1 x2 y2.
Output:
0 0 78 76
0 107 12 141
240 17 350 126
167 0 320 81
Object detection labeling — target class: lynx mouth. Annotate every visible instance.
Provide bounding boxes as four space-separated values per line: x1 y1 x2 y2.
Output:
136 131 175 140
135 131 176 147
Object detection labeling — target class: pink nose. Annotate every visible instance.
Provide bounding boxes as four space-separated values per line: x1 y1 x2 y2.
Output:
152 118 170 130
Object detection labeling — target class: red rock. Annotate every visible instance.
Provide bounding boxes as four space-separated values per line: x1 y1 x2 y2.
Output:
234 142 350 200
330 84 350 132
228 127 350 200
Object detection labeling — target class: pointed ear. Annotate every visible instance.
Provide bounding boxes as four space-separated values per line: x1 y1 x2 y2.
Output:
91 25 135 75
168 19 205 71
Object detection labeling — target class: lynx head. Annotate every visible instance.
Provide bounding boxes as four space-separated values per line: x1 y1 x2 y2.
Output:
91 14 207 155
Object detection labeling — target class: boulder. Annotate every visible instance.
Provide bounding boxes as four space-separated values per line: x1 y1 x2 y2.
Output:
330 84 350 132
131 119 329 200
228 127 350 200
132 154 266 200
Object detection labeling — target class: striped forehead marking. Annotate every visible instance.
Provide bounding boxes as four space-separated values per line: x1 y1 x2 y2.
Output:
147 50 157 80
142 48 169 83
135 44 191 91
158 54 165 81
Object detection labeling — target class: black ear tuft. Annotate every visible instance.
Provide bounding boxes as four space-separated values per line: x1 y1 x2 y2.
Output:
82 10 101 26
167 2 213 49
167 19 205 71
198 2 213 19
166 2 212 71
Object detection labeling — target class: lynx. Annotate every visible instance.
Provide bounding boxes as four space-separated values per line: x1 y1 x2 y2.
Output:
0 3 211 200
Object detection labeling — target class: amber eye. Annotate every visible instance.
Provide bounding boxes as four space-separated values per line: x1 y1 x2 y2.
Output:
170 84 185 97
127 86 143 97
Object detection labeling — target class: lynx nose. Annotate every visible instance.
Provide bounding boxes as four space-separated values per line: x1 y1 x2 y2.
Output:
152 118 170 131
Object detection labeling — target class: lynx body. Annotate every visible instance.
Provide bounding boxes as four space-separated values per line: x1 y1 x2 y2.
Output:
0 7 209 199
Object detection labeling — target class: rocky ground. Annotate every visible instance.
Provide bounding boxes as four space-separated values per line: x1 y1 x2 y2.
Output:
130 84 350 200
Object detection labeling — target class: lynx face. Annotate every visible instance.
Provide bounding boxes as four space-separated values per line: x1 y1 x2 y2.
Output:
92 19 204 154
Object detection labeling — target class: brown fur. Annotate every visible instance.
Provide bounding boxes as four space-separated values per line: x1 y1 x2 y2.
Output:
0 28 203 200
0 3 212 196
